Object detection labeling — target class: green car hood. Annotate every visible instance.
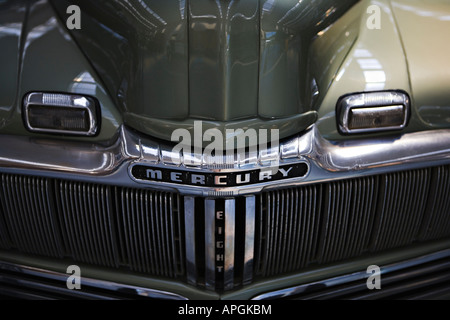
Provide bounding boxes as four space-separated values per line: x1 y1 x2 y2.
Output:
51 0 358 142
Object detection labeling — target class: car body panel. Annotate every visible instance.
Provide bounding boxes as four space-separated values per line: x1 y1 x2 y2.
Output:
391 0 450 129
50 0 359 143
0 0 122 142
316 0 412 140
0 0 26 130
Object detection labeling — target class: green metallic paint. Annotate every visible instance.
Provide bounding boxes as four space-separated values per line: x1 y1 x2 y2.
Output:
0 0 122 142
391 0 450 129
0 0 26 130
309 1 361 111
188 0 259 121
259 0 357 117
2 0 449 143
316 0 450 140
50 0 358 143
315 0 412 140
53 0 191 121
124 110 318 146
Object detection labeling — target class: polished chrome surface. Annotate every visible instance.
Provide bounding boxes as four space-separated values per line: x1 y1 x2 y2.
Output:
252 248 450 300
0 174 185 277
243 196 256 285
224 199 235 291
0 133 123 175
311 126 450 172
253 165 450 278
23 92 99 136
337 90 410 134
0 124 450 195
181 196 254 291
0 260 188 300
204 199 216 290
2 166 450 294
184 196 197 286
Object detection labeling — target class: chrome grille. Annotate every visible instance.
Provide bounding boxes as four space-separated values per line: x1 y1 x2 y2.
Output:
0 165 449 291
115 188 184 277
255 185 324 276
182 196 256 291
371 169 431 251
255 166 450 278
0 175 184 279
55 181 119 268
319 176 378 263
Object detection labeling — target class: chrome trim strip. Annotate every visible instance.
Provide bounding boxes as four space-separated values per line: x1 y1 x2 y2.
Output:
0 260 188 300
204 199 216 290
23 92 99 136
243 196 255 285
252 249 450 300
0 125 450 195
312 126 450 172
184 196 196 286
224 199 235 291
0 134 123 175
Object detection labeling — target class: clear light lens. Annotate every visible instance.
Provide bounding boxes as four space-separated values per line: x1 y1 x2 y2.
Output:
28 105 90 132
349 105 405 130
23 92 98 136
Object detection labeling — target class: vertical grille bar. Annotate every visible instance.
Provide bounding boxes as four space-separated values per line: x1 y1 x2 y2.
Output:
173 194 185 276
243 196 256 285
0 177 12 250
184 196 197 285
224 199 235 291
204 199 216 289
0 201 10 249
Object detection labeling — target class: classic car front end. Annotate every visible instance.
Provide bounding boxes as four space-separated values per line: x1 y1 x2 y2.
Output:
0 0 449 300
